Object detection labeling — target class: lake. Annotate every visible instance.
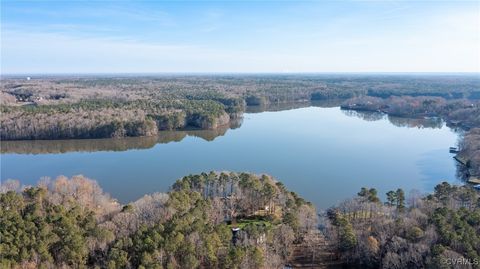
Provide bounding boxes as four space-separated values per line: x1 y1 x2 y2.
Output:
0 105 460 209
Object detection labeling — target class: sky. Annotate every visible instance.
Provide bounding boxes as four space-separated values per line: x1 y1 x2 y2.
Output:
1 0 479 74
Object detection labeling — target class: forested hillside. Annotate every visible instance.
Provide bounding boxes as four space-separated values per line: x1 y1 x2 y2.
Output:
326 183 480 268
0 99 235 140
0 172 317 269
2 174 479 268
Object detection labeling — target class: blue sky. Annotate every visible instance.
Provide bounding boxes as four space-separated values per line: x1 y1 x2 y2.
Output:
1 0 479 74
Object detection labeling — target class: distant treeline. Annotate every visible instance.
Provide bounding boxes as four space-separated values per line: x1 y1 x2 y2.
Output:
341 96 480 129
1 75 479 140
0 125 235 154
0 99 235 140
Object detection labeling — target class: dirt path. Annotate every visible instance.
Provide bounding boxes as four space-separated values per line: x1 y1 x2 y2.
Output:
287 230 344 269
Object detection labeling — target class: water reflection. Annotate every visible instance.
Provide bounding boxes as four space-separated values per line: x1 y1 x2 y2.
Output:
2 104 448 155
1 101 343 155
1 119 242 154
341 109 385 122
246 99 343 113
1 106 458 207
342 109 444 129
387 116 443 129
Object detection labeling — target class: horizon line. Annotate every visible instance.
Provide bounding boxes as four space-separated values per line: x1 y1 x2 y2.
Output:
2 71 480 78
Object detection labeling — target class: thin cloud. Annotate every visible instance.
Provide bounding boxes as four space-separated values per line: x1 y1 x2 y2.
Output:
1 1 478 73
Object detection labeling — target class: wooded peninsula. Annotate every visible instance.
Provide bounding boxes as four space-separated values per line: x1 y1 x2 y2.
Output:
1 172 479 268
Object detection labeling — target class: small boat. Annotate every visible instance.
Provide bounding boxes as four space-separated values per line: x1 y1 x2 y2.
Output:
449 120 461 126
473 184 480 190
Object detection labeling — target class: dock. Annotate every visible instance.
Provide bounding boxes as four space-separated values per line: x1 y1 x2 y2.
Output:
449 147 459 154
454 156 468 166
467 177 480 184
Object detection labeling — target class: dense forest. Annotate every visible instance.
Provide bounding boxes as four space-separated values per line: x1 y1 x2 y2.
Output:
1 75 479 140
1 174 479 268
0 99 235 140
326 183 480 268
459 129 480 177
0 172 318 269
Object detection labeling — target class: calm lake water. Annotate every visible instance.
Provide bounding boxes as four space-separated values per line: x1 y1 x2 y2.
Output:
0 106 460 209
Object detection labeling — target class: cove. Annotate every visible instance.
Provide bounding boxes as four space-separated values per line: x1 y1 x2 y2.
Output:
0 106 460 209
